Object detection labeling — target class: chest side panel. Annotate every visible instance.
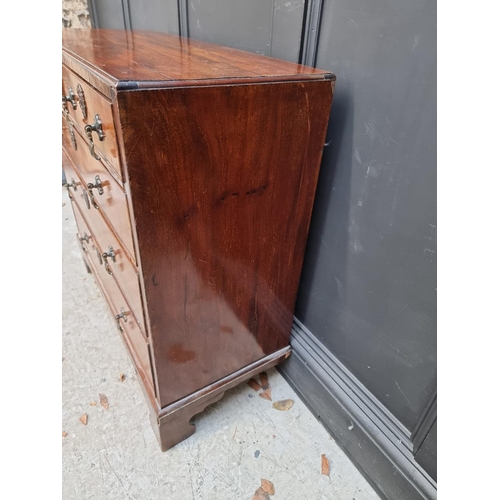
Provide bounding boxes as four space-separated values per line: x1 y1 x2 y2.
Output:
117 81 333 407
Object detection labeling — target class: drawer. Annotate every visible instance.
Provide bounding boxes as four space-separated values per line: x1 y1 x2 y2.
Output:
72 187 146 337
62 148 85 197
62 118 136 264
72 203 154 392
62 65 122 181
64 144 144 335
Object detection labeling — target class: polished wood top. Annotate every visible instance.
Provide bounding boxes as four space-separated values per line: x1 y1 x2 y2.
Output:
62 29 334 89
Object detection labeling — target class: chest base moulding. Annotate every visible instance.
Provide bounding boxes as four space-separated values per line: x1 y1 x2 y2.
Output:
62 28 334 451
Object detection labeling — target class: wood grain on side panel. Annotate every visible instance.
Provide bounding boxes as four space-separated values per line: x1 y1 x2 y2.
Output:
117 81 333 407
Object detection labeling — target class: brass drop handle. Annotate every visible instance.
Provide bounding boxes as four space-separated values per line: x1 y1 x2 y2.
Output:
115 307 128 332
87 175 103 209
96 247 103 264
62 87 77 110
101 246 116 275
77 233 87 253
64 178 78 192
83 188 91 210
84 114 105 160
76 84 87 119
115 307 128 323
68 122 77 151
87 175 104 195
62 103 77 149
62 104 70 122
78 233 91 243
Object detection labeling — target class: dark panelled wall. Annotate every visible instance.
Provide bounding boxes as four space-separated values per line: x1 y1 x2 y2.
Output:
88 2 436 498
90 0 179 33
296 0 436 431
285 0 437 497
89 0 305 63
188 0 305 63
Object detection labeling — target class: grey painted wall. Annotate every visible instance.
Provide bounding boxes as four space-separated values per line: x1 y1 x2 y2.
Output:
415 420 437 482
295 0 436 431
86 1 437 491
91 0 179 33
91 0 126 29
128 0 179 34
90 0 304 63
188 0 305 63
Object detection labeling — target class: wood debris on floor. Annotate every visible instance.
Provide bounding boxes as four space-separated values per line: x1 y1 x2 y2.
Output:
259 389 272 401
252 478 276 499
247 378 262 391
321 454 330 476
248 372 276 402
260 479 275 495
272 399 294 411
259 372 270 390
62 189 380 500
99 394 109 410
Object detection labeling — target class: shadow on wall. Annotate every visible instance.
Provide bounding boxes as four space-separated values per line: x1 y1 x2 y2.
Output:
295 83 353 339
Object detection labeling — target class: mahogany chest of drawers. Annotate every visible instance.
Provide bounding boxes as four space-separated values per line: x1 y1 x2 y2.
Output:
62 29 334 451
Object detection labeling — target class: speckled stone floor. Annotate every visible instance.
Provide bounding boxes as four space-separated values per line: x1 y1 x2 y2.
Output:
62 188 379 500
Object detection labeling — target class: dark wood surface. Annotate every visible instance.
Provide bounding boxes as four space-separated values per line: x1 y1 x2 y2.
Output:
72 200 154 393
62 148 84 197
62 121 136 261
62 29 334 89
62 65 122 179
72 177 146 336
63 28 334 450
63 131 145 334
154 346 291 451
117 80 333 408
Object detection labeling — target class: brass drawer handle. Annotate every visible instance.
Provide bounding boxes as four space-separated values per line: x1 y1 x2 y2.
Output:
115 307 128 323
62 105 77 151
98 245 116 275
77 233 87 253
87 175 103 209
76 84 87 119
96 247 103 264
115 307 128 333
62 104 70 122
64 178 78 192
84 114 105 160
68 122 77 151
87 175 104 195
83 188 91 210
78 233 91 243
62 87 77 110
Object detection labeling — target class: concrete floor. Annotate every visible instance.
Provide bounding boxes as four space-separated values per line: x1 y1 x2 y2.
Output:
62 188 379 500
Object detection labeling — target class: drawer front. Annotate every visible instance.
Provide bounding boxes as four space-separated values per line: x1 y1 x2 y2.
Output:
62 119 136 264
63 147 90 223
72 203 154 391
62 148 85 198
64 145 144 335
62 65 122 181
74 190 146 337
